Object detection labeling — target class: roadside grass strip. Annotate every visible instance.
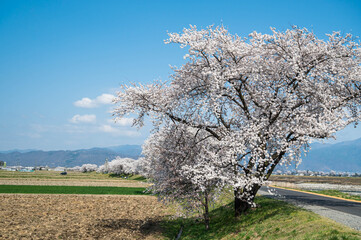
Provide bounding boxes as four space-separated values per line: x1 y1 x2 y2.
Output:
310 189 361 202
0 185 147 195
162 196 361 240
271 185 361 203
269 175 361 186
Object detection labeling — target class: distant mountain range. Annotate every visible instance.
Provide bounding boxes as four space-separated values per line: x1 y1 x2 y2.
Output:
297 138 361 172
0 145 142 167
0 139 360 172
0 149 37 154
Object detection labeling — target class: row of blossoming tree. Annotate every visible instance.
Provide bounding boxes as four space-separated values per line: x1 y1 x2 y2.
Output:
76 157 141 175
113 25 361 229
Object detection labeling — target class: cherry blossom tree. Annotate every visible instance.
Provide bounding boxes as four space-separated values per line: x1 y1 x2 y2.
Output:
80 164 98 173
114 25 361 217
98 157 138 175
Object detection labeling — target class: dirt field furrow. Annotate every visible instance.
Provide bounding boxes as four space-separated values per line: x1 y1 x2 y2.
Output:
0 178 150 187
0 194 168 239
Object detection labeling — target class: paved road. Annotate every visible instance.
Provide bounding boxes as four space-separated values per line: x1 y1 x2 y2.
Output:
260 186 361 217
259 186 361 231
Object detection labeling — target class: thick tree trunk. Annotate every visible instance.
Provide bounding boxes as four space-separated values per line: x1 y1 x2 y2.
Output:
234 184 261 218
234 190 250 217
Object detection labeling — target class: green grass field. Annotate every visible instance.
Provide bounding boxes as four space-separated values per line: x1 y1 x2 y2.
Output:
0 185 147 195
0 170 110 179
0 169 146 181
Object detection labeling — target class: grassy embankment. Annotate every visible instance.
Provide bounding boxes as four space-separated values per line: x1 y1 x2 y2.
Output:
162 195 361 240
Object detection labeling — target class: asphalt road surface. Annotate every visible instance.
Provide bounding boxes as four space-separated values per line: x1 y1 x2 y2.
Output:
259 186 361 231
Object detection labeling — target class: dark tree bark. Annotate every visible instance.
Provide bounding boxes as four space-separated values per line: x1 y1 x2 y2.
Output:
234 184 261 217
234 194 249 217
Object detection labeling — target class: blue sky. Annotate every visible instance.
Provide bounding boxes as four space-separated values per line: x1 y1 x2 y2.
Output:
0 0 360 151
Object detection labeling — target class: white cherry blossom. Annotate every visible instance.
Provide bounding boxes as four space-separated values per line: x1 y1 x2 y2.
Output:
114 25 361 217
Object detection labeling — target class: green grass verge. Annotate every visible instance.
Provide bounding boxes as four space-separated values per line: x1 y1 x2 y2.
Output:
274 186 361 202
161 197 361 240
269 175 361 186
309 190 361 202
0 185 147 195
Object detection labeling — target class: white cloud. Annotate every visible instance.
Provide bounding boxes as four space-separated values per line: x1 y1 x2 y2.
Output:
73 98 97 108
70 114 96 124
99 124 118 133
99 124 140 137
107 118 134 126
74 93 115 108
96 94 115 104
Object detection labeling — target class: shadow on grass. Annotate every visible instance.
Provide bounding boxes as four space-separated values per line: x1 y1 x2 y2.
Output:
108 174 146 181
160 197 301 240
108 173 129 178
131 176 146 181
91 217 163 238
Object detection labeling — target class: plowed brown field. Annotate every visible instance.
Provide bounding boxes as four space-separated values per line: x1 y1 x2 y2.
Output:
0 178 150 187
0 194 168 240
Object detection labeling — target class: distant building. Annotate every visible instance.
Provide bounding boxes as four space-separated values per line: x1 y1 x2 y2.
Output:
2 167 16 171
